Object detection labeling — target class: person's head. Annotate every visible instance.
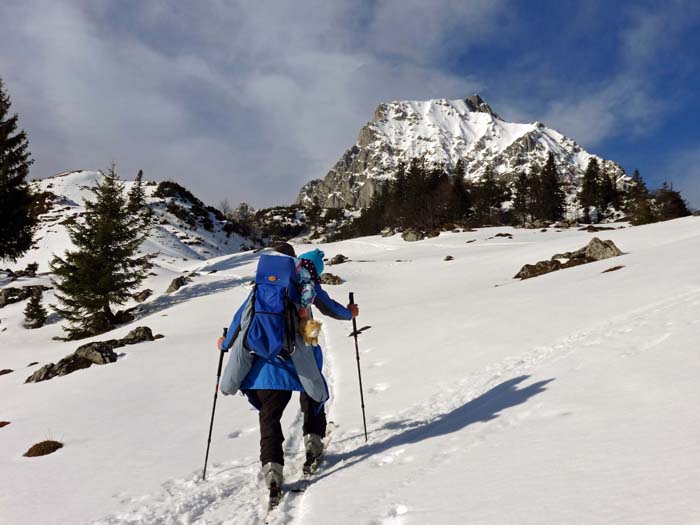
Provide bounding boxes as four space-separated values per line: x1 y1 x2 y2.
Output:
298 248 325 276
273 242 296 258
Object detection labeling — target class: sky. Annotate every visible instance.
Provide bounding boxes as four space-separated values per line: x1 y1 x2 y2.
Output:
1 0 698 209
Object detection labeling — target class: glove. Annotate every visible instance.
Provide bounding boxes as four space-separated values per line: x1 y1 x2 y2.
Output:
347 303 359 318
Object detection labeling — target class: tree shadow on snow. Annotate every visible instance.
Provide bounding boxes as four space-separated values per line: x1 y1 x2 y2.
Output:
135 277 248 319
316 375 553 483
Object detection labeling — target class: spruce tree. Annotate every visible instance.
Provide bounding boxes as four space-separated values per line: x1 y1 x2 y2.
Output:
450 159 472 223
0 78 36 262
24 290 48 329
473 166 509 225
512 171 533 224
654 182 691 221
127 169 152 229
50 165 152 339
579 158 601 223
625 169 657 225
538 153 565 222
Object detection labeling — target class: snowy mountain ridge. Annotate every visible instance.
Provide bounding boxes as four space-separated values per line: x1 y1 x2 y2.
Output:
15 170 258 273
297 94 627 209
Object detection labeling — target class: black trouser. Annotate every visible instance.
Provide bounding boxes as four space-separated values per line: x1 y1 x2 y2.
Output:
248 389 327 466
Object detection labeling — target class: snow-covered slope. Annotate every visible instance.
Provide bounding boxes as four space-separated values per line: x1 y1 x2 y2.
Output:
2 217 700 524
10 170 257 273
297 94 626 208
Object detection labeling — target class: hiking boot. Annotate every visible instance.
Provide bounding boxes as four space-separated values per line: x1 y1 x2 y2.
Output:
262 462 284 489
304 434 324 460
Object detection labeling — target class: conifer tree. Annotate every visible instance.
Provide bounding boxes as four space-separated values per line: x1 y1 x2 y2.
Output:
654 182 690 221
579 158 601 223
23 289 47 329
473 166 509 225
512 171 533 224
625 169 657 225
0 78 36 261
450 159 472 222
127 169 152 229
50 165 152 339
537 153 565 222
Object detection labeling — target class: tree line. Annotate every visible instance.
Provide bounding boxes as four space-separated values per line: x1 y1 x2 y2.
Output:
352 153 690 236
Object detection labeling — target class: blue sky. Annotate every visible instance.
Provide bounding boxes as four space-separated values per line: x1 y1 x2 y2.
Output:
1 0 698 208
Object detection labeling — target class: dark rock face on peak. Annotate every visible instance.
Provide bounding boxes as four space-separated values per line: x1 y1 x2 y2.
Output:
465 94 502 120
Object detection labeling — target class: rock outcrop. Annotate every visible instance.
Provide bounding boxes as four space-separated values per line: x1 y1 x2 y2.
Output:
515 238 623 280
26 326 155 383
0 286 50 308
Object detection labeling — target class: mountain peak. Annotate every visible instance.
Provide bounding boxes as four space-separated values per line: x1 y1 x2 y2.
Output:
464 94 501 120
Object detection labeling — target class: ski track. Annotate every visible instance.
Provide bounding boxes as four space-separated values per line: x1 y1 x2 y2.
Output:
94 288 700 524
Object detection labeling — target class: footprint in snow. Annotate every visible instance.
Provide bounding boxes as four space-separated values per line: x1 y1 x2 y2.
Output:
369 383 389 394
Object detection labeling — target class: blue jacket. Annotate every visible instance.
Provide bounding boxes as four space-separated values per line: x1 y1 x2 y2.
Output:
222 283 352 399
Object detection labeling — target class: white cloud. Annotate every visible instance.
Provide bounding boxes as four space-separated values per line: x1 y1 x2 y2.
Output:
0 0 501 206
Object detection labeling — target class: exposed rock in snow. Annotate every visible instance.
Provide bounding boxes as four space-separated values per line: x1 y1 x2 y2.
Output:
320 273 344 285
166 276 191 293
516 237 624 279
0 286 50 308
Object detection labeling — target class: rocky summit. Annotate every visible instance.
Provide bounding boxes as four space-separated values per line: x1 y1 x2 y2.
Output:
296 94 626 209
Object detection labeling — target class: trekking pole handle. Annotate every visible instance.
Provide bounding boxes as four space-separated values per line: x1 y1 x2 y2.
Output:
217 327 227 376
349 292 355 304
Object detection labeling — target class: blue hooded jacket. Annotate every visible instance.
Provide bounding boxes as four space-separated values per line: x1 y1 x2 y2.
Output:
221 282 352 405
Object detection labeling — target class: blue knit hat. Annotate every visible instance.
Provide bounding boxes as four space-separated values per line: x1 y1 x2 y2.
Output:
299 249 325 276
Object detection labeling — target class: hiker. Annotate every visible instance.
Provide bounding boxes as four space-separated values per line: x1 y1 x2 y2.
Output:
217 243 358 501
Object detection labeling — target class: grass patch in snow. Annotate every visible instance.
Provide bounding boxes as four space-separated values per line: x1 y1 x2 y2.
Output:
24 440 64 457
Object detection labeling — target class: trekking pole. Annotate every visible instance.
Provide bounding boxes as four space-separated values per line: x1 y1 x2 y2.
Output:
203 327 227 481
349 292 368 442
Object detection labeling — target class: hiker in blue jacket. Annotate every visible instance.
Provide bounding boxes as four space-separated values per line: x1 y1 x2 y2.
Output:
217 243 358 494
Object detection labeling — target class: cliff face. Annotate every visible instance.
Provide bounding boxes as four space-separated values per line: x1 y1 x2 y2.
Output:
296 95 626 209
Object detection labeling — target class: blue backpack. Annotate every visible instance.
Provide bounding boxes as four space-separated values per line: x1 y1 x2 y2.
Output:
241 254 300 359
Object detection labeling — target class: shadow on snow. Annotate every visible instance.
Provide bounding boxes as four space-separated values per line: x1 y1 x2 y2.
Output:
316 375 554 482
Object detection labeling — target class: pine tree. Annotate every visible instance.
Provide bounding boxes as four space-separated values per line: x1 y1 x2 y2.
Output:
538 153 565 222
512 171 533 224
0 78 36 262
473 166 509 225
127 169 152 229
654 182 691 221
625 169 657 225
450 159 472 223
50 165 153 339
23 290 47 329
579 158 601 223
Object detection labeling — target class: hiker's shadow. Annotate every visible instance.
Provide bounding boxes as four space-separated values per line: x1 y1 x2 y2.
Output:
317 375 553 482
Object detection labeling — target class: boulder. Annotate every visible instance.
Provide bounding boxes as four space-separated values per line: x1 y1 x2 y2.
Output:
380 228 394 237
132 289 153 303
514 260 562 280
25 363 62 383
166 276 190 293
0 286 49 308
121 326 154 345
328 254 349 266
516 238 623 280
578 225 615 232
0 369 13 376
444 255 454 261
401 229 424 242
74 341 121 364
583 237 623 260
321 273 344 285
495 233 513 238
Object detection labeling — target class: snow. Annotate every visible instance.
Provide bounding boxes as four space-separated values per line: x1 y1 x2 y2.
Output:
2 216 700 524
